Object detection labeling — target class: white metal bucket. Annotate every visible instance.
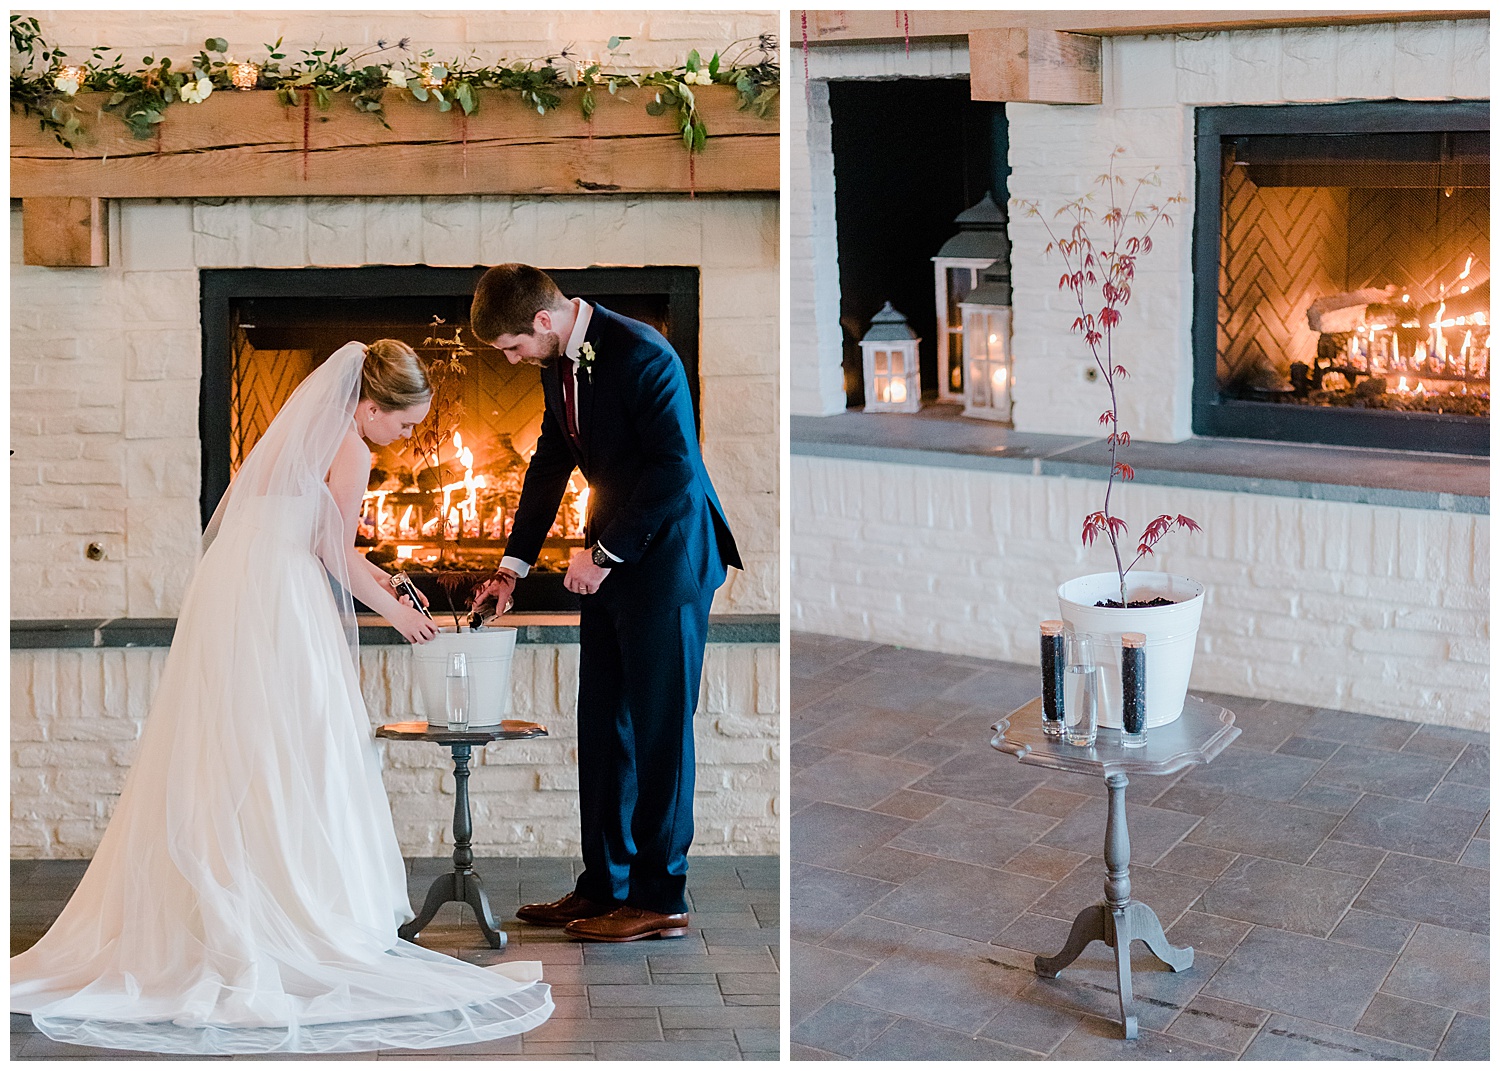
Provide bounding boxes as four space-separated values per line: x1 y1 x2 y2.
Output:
411 627 517 729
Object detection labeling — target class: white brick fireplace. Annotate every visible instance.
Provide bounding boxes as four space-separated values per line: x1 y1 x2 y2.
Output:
11 9 780 859
791 17 1489 730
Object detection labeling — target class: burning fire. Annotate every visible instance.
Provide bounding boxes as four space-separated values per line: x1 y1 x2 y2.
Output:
357 425 591 568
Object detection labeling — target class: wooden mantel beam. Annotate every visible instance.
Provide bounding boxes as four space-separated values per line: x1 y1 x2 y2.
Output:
969 29 1102 105
797 9 1486 45
22 197 108 267
11 86 776 200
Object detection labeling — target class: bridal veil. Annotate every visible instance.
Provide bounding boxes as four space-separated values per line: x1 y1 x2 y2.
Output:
10 343 554 1053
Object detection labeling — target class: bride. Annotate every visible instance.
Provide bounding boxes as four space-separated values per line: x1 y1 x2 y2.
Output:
10 340 554 1054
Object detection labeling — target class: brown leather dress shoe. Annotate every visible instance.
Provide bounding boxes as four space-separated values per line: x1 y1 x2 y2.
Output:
563 906 691 942
515 891 612 927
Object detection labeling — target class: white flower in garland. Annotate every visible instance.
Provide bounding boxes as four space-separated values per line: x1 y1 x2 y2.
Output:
53 72 81 96
686 70 713 86
386 66 409 88
179 76 213 104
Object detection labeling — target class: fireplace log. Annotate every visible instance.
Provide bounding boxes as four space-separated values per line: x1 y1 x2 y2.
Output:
1305 287 1395 333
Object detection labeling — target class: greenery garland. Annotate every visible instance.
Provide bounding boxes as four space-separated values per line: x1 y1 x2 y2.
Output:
9 17 778 154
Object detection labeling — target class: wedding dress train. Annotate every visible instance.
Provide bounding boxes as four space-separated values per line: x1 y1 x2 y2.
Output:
11 346 553 1054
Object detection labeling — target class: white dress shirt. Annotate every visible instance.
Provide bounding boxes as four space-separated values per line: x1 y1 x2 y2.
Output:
499 300 616 579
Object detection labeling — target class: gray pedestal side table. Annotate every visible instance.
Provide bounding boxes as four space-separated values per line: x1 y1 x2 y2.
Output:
990 696 1240 1039
376 719 548 950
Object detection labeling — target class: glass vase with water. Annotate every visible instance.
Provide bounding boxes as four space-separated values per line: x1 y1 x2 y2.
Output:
1064 631 1100 747
445 652 470 732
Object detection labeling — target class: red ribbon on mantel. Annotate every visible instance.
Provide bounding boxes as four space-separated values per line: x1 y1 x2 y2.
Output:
801 11 810 105
301 88 311 182
460 111 469 180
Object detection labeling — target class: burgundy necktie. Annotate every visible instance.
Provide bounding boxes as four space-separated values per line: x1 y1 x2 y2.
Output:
560 361 581 446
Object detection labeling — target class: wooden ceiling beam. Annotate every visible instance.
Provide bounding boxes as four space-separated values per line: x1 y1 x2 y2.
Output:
797 9 1486 45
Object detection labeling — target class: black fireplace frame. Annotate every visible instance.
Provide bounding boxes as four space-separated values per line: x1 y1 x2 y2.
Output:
199 265 701 527
1191 100 1490 456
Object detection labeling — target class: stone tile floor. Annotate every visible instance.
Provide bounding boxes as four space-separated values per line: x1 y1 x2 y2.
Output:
11 854 779 1061
790 632 1488 1061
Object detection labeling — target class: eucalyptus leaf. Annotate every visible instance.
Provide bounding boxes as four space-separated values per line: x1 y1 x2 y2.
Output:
645 99 665 117
205 37 227 53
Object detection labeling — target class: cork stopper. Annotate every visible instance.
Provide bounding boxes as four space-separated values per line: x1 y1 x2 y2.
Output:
1040 620 1066 637
1121 632 1146 648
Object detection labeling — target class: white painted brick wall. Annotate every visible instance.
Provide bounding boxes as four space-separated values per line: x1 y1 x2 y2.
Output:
13 192 777 617
792 455 1488 730
12 9 779 860
25 10 777 74
790 19 1491 438
11 642 778 859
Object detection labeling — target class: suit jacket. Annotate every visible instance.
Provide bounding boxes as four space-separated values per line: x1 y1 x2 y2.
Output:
503 304 741 609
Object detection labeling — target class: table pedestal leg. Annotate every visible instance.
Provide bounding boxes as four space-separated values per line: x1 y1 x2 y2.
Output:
397 743 506 950
1032 772 1193 1039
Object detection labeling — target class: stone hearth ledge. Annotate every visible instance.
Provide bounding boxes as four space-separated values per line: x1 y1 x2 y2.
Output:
11 613 779 650
792 407 1487 515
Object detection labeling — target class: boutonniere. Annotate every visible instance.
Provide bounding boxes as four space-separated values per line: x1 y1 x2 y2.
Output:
579 341 598 383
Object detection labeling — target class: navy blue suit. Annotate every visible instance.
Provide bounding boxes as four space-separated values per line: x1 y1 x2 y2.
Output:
503 305 740 913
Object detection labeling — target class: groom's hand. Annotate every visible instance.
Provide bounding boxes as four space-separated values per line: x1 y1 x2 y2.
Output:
565 549 611 596
472 570 518 621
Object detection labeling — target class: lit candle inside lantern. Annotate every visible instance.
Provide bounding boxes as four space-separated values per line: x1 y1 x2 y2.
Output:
991 366 1007 393
888 378 907 404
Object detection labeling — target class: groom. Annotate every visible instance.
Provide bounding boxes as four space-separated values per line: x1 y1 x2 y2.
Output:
469 264 741 942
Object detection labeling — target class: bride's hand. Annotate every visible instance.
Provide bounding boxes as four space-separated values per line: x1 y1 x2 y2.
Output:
394 604 438 645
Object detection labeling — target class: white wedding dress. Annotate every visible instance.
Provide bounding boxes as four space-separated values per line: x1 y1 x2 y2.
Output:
10 344 553 1054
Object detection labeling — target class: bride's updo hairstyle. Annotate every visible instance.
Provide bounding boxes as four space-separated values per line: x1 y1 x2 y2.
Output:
361 339 432 411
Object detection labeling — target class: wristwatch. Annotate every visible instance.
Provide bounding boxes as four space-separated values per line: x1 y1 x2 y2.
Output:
591 544 613 569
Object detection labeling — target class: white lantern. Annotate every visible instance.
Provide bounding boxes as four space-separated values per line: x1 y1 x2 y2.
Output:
859 302 922 413
960 269 1014 422
932 193 1010 402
